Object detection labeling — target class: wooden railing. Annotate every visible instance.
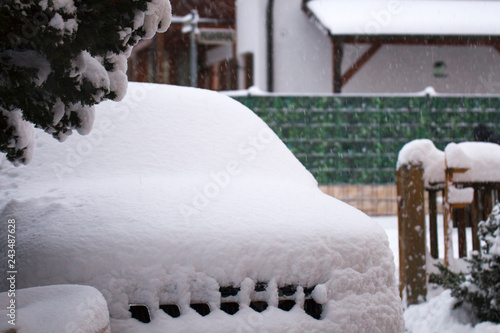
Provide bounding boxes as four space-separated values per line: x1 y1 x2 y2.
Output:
397 140 500 306
426 184 499 261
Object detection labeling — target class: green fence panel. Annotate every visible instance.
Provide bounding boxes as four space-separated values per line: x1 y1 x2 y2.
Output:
232 95 500 185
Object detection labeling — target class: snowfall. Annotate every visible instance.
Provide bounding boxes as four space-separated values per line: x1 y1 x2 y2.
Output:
0 82 498 332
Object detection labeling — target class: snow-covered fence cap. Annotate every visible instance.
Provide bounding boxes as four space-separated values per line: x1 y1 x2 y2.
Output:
446 142 500 183
398 139 500 186
397 139 445 187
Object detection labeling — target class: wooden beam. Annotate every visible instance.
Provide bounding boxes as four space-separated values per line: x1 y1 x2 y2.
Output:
335 35 500 46
341 43 381 86
332 39 343 93
495 45 500 56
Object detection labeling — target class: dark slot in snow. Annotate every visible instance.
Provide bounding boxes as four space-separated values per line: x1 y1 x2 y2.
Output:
250 301 268 313
129 304 151 323
160 304 181 318
304 299 322 320
190 303 211 316
278 300 296 311
221 302 240 315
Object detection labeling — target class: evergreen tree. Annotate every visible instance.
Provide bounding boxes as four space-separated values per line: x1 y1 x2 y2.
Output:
0 0 171 165
431 202 500 323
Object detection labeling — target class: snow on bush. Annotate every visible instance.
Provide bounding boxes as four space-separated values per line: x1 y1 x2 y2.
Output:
431 203 500 324
0 0 171 165
404 290 500 333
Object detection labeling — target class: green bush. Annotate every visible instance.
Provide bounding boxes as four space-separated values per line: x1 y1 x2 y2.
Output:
430 203 500 323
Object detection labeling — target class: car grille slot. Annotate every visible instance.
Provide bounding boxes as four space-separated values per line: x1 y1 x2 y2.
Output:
304 298 322 320
129 304 151 323
128 283 323 321
249 301 268 312
160 304 181 318
219 286 240 297
221 302 240 315
190 303 211 316
278 299 296 311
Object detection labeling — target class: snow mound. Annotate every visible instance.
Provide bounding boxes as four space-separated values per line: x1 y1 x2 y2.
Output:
397 139 445 186
397 140 500 186
0 284 109 333
0 83 403 332
404 290 500 333
449 142 500 183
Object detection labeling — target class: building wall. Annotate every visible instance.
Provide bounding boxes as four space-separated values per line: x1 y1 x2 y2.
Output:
343 45 500 94
236 0 268 90
239 0 500 94
273 0 332 93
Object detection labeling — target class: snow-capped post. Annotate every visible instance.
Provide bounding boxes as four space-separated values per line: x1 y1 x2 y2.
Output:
396 162 427 306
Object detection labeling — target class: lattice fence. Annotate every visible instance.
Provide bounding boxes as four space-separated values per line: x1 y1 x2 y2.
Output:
231 94 500 215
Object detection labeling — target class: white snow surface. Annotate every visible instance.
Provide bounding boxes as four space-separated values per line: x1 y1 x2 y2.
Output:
307 0 500 36
404 290 500 333
0 284 110 333
398 140 500 186
397 139 445 186
448 185 474 205
0 83 403 332
446 142 500 183
374 215 500 332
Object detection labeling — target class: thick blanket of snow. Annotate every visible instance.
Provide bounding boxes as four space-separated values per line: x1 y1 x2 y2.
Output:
446 142 500 183
0 83 403 332
397 140 500 186
405 290 500 333
307 0 500 36
397 139 445 186
0 284 109 333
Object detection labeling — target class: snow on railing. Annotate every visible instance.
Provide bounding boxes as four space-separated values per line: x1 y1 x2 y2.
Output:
397 140 500 307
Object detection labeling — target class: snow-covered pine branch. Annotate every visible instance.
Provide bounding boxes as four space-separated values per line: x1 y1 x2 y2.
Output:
0 0 171 165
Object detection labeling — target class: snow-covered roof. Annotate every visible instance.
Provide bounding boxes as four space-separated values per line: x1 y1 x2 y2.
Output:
0 83 402 332
306 0 500 36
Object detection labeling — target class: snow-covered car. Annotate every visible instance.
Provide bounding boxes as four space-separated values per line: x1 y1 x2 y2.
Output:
0 83 403 332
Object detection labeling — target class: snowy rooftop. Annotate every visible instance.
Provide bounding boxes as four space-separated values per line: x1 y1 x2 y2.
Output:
306 0 500 36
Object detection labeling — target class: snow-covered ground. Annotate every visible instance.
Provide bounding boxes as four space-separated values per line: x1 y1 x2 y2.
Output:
372 215 500 333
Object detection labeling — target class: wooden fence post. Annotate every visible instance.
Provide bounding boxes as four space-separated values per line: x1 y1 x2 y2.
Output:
397 163 427 306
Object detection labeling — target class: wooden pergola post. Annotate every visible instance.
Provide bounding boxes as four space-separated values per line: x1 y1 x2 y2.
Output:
397 163 427 306
331 39 343 93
